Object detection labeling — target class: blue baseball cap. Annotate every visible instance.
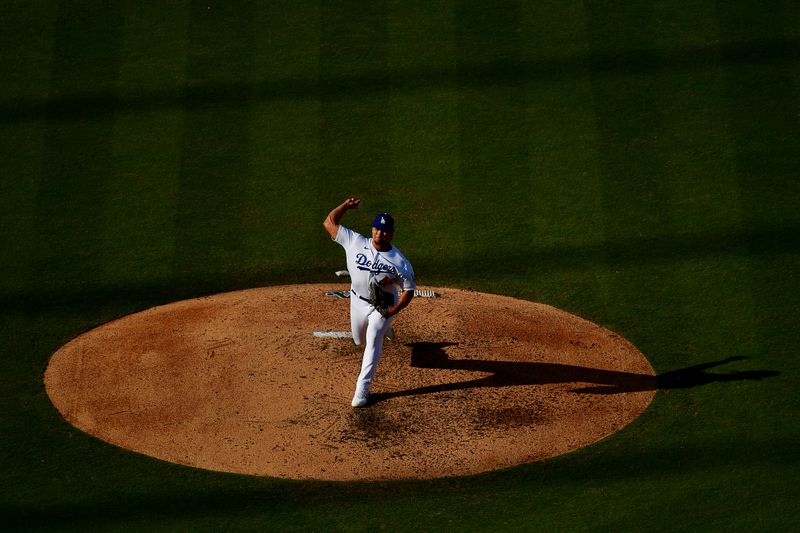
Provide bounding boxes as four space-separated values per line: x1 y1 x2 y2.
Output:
372 212 395 231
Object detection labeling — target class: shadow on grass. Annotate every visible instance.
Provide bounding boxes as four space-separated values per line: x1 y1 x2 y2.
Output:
0 356 780 530
371 343 779 402
2 429 793 530
3 222 798 317
3 37 799 124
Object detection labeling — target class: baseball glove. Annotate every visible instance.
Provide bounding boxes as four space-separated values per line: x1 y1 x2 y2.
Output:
368 282 395 317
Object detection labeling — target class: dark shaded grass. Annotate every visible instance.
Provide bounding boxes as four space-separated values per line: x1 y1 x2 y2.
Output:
4 36 800 125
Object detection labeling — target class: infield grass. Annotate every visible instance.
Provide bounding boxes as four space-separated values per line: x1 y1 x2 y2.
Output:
2 0 799 531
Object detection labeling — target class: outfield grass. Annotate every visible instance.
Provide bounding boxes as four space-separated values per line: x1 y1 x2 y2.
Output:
2 1 799 531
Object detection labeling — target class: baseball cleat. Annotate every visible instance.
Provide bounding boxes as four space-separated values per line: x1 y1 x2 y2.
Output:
351 390 370 408
385 327 395 341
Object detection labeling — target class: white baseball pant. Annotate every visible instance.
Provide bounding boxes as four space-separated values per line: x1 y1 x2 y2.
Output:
350 292 395 395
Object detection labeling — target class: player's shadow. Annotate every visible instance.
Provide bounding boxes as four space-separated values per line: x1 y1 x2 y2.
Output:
371 342 779 402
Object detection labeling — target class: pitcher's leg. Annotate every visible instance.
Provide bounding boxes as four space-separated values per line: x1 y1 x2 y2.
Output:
355 311 394 392
350 296 369 346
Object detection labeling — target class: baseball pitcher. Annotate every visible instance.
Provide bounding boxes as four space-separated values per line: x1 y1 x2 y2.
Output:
323 198 416 407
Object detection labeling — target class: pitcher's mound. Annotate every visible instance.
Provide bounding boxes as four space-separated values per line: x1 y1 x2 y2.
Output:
45 284 656 480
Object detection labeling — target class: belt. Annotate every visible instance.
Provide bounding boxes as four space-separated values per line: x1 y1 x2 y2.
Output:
350 288 372 304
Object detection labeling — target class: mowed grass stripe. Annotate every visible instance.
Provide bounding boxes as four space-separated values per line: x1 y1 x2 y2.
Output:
613 6 782 529
386 0 463 284
174 0 257 291
248 3 322 283
455 1 533 291
717 1 800 495
318 1 391 219
0 3 59 296
318 0 425 279
518 2 609 311
647 4 760 376
719 5 800 365
100 3 190 291
584 2 690 357
33 2 124 297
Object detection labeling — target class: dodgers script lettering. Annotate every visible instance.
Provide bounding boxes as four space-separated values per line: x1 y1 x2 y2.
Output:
355 253 398 275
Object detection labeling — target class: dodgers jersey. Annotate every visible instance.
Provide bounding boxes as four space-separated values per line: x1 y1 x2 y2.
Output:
334 225 416 302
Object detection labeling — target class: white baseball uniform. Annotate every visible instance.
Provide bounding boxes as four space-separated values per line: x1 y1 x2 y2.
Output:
334 225 416 397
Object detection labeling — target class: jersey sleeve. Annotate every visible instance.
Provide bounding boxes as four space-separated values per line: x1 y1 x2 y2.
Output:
399 261 416 291
333 225 356 248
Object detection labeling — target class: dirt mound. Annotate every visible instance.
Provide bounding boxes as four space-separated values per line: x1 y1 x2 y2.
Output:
45 284 656 480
